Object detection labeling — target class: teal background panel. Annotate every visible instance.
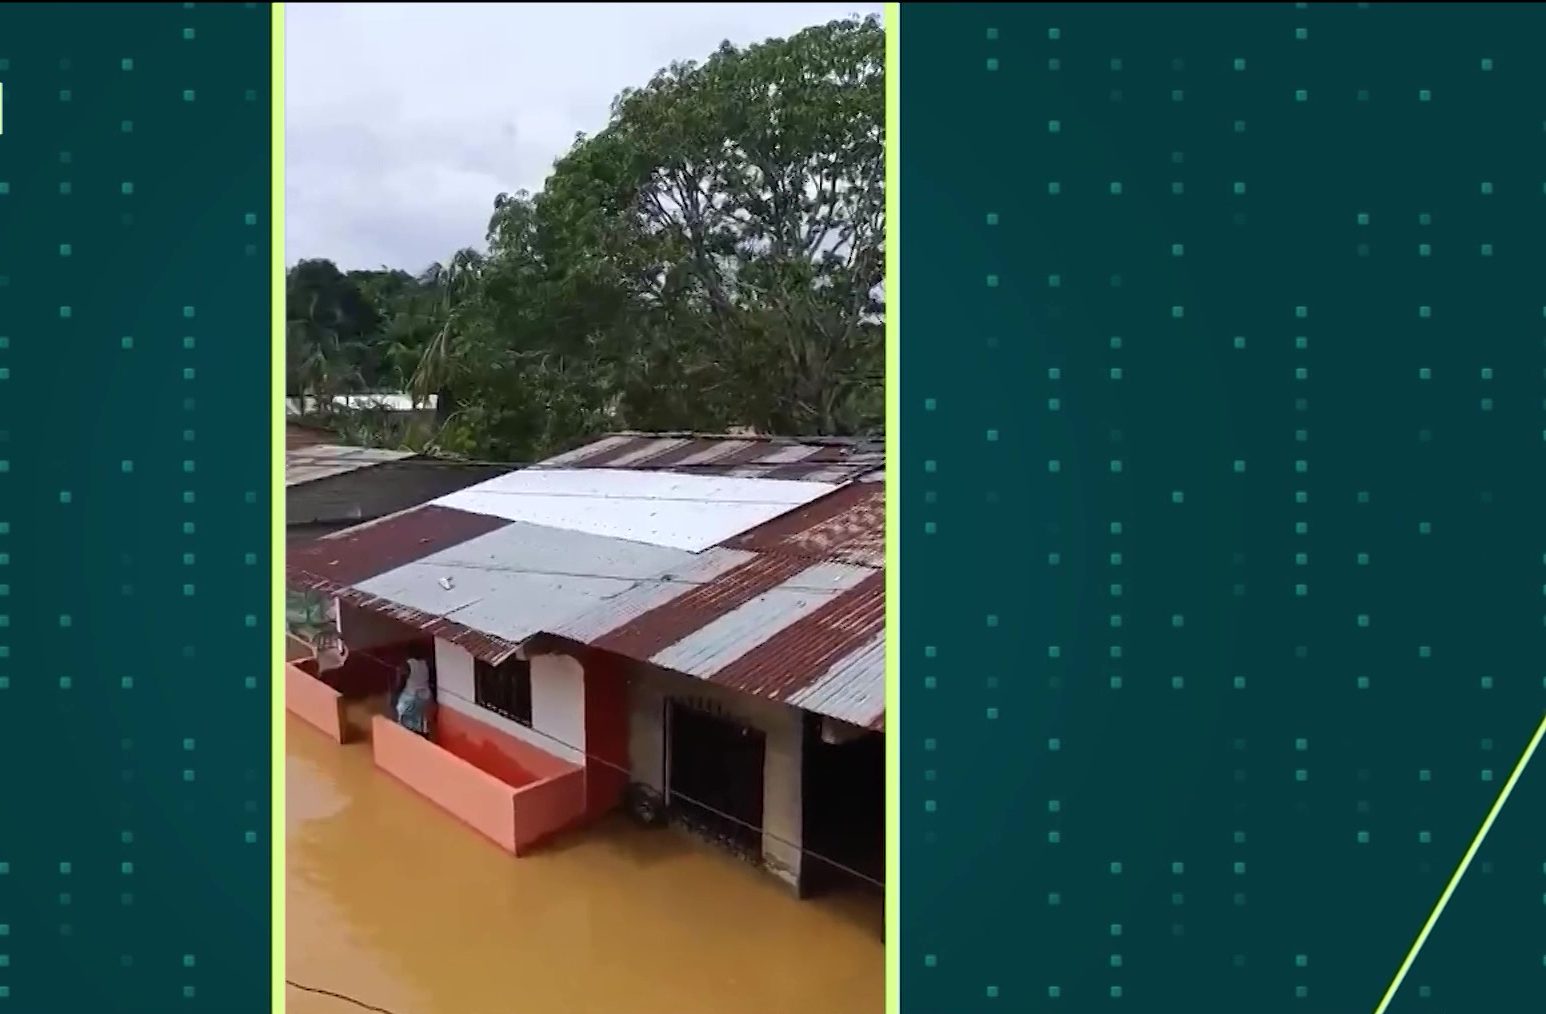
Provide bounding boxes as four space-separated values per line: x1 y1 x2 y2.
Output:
901 4 1545 1012
0 4 272 1012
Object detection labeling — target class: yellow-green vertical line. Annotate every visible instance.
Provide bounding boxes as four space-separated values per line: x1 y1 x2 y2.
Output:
270 4 287 1011
883 4 900 1014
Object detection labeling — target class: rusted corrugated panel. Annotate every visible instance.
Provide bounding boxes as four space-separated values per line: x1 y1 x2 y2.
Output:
649 562 874 680
592 553 815 660
706 571 883 706
533 433 885 482
543 474 889 726
287 505 511 587
725 483 883 567
551 546 757 646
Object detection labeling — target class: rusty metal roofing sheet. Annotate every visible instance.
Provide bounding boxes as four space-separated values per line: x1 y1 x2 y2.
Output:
648 561 873 678
725 482 884 567
706 570 882 702
287 505 511 588
533 481 887 726
533 433 884 483
561 562 884 726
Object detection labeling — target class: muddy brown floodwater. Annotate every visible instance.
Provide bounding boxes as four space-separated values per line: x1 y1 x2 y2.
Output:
286 716 885 1014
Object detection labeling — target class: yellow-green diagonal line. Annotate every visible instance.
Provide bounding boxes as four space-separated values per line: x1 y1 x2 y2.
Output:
1373 710 1546 1014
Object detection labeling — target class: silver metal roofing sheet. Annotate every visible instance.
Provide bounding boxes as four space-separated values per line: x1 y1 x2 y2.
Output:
542 546 756 644
785 630 885 728
430 467 837 553
351 520 696 644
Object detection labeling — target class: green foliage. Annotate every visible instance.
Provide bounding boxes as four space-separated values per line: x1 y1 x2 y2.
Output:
287 14 884 461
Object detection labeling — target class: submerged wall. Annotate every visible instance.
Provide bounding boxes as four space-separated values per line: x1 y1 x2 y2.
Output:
286 663 348 743
371 716 586 856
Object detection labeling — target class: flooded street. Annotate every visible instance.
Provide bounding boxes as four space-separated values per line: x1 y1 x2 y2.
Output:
286 716 885 1014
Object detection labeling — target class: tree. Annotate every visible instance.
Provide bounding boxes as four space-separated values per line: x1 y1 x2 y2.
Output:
536 14 885 436
286 15 885 460
409 247 488 425
285 259 379 414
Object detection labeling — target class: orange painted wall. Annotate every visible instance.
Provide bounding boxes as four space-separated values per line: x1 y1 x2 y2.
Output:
373 714 589 856
372 716 520 853
287 663 348 743
435 703 577 789
511 767 587 856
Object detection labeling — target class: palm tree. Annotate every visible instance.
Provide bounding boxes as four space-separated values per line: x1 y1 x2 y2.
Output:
411 247 487 424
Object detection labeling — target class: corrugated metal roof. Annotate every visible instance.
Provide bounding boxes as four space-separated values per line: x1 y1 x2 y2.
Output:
648 561 873 677
300 573 522 665
351 520 699 645
283 432 887 727
555 481 886 727
431 467 837 553
285 444 415 487
787 631 885 729
535 433 884 484
725 482 884 567
288 505 512 587
287 459 515 527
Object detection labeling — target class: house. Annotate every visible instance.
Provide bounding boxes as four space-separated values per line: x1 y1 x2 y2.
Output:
285 432 885 893
285 392 440 418
287 393 442 447
285 444 512 544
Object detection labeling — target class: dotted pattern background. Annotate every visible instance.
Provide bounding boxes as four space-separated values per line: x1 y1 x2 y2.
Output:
0 4 271 1012
903 5 1545 1012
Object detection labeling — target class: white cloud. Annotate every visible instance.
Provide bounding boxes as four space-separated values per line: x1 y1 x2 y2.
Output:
285 2 883 271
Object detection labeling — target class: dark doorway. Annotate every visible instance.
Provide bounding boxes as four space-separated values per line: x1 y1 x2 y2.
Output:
800 715 885 898
666 700 766 857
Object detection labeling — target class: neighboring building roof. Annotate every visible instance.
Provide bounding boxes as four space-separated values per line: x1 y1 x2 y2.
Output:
538 431 883 484
286 444 415 487
285 433 885 729
288 458 515 527
285 393 438 416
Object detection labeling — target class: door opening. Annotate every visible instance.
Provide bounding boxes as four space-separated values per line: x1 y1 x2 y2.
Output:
800 715 884 898
666 699 766 858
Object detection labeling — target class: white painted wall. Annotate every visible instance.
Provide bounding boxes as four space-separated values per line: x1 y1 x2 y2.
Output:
628 667 803 889
431 639 586 767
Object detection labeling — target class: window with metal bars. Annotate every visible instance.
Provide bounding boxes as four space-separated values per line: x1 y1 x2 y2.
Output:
473 657 532 726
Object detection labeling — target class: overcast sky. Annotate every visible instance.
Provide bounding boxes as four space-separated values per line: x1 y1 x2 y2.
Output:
285 2 882 272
